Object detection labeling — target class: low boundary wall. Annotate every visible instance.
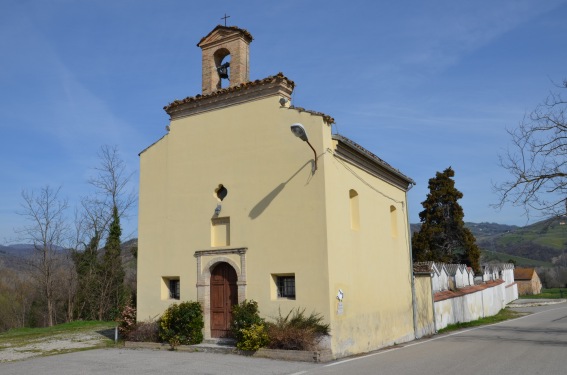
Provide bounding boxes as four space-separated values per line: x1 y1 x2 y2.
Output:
433 280 513 330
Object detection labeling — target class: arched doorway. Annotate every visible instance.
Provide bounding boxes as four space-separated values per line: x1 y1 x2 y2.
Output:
210 262 238 338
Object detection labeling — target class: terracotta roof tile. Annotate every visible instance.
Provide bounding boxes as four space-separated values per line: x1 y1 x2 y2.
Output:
197 25 253 46
514 268 535 280
434 280 504 302
332 134 415 185
287 105 335 125
413 263 432 274
163 73 295 113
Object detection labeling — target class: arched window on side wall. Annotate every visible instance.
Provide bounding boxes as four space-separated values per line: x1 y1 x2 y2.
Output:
349 189 359 230
390 205 398 238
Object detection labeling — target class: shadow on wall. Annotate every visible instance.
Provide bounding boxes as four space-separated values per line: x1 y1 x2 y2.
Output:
248 161 313 220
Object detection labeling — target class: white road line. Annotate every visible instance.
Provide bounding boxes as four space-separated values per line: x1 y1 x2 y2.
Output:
324 305 567 368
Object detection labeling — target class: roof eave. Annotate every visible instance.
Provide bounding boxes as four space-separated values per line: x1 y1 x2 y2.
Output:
332 134 415 191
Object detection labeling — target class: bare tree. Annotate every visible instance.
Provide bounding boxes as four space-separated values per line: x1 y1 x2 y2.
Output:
0 267 35 331
88 145 136 220
494 80 567 220
72 145 136 320
17 186 69 327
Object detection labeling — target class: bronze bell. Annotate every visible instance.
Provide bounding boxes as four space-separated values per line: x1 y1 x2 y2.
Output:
217 62 230 79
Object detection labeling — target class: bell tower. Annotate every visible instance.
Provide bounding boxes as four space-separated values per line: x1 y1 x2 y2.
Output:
197 26 253 95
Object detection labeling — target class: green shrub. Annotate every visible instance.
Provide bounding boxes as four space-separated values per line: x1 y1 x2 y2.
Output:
236 323 270 351
286 308 329 335
158 301 204 347
266 308 329 351
231 300 264 343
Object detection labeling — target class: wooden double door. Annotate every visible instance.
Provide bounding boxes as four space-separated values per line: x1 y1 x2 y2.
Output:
210 262 238 338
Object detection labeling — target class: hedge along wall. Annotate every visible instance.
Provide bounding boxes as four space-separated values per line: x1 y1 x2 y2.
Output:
433 280 506 330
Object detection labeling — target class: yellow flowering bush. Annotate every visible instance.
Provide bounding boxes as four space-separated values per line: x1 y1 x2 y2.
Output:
236 323 269 351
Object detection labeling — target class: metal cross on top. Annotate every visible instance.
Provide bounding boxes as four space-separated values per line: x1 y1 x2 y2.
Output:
221 13 230 26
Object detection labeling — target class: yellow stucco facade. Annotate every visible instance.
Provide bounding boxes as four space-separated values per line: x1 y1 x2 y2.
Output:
137 25 417 358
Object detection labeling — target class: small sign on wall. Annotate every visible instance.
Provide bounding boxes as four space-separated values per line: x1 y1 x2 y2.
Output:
336 289 344 315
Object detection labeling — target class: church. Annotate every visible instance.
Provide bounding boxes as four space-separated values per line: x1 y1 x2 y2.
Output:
137 24 417 358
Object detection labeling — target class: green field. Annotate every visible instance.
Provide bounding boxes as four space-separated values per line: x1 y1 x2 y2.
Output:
520 288 567 299
480 249 552 267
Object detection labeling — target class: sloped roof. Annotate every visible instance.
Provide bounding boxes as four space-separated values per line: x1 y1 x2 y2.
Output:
435 262 448 275
287 105 335 125
445 264 461 276
163 72 295 115
413 261 439 276
197 25 253 47
413 263 431 274
332 134 415 189
514 268 535 280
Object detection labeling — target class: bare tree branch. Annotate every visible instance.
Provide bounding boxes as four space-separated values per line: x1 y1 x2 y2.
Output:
494 80 567 220
16 185 69 326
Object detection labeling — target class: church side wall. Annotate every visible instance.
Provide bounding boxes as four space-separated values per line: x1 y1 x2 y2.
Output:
322 145 415 358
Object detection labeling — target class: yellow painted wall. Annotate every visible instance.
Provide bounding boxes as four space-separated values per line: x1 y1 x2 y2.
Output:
322 144 415 356
138 92 416 357
414 275 435 338
138 96 332 324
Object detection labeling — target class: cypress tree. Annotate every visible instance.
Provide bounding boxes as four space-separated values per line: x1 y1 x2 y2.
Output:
412 167 481 273
72 232 102 320
100 205 126 320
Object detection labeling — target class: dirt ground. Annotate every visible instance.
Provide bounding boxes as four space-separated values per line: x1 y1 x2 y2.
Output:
0 327 114 363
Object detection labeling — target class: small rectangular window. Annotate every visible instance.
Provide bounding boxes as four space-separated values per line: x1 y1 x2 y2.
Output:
276 275 296 299
162 277 180 300
169 279 180 300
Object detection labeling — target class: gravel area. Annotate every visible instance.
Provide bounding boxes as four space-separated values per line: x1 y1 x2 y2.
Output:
0 329 114 363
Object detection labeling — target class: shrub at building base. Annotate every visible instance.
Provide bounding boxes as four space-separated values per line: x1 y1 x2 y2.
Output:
117 304 160 342
266 308 330 351
231 300 265 345
231 301 330 352
237 323 270 351
158 301 204 348
118 304 137 338
126 320 159 342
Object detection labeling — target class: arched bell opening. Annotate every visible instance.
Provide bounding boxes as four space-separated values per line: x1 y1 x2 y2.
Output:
214 48 231 90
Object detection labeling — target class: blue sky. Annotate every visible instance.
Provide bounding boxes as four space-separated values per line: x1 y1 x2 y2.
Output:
1 0 566 244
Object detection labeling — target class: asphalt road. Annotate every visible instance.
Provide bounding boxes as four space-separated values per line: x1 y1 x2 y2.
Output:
1 302 565 375
310 302 567 375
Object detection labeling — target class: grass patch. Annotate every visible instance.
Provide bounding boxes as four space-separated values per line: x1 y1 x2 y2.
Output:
0 321 115 347
0 321 114 339
520 288 567 299
437 308 522 334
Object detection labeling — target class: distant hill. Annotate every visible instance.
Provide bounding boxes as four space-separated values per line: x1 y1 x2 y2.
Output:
0 240 138 274
411 220 564 267
474 218 567 265
410 222 519 238
464 222 519 238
